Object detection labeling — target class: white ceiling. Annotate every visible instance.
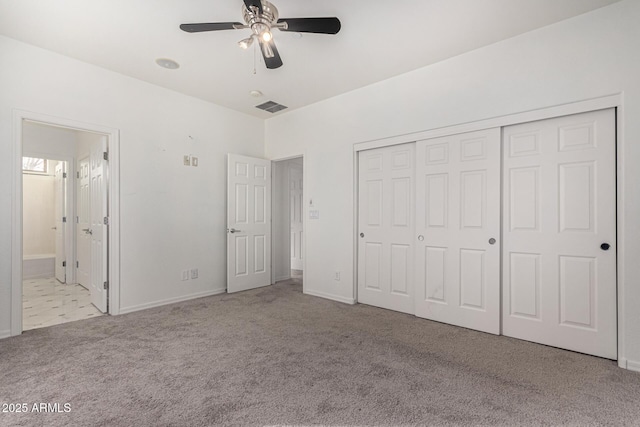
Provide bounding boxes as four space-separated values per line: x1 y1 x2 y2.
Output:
0 0 620 118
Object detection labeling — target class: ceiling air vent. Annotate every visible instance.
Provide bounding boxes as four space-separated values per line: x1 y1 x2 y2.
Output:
256 101 288 113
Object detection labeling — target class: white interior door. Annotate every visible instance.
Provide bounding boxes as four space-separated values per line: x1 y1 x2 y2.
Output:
54 161 66 283
89 139 108 313
227 154 272 293
77 156 91 288
414 128 501 334
502 109 617 359
357 143 414 315
289 163 304 271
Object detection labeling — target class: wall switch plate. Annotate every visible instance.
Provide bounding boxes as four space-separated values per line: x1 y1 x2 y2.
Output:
334 271 340 281
191 268 198 279
183 155 191 166
182 270 189 281
191 157 198 167
309 210 320 220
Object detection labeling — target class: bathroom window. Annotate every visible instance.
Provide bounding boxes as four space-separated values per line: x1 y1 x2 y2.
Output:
22 157 47 174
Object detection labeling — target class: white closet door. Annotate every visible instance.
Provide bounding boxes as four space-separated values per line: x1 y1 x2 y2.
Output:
415 128 501 334
502 109 616 359
358 143 414 314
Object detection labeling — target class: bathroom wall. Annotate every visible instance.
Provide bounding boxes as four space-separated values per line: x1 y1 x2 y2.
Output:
22 161 57 257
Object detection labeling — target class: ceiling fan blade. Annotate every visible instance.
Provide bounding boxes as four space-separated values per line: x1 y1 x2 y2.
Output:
243 0 263 14
259 39 283 69
180 22 242 32
277 17 341 34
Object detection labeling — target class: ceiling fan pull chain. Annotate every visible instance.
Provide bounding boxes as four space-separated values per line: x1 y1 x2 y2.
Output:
253 41 257 74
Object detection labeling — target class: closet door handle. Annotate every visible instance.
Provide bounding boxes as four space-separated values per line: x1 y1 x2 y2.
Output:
83 228 92 235
228 228 241 234
359 232 365 238
488 238 496 245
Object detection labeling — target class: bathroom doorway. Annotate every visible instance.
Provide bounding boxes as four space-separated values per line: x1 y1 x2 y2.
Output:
21 121 108 330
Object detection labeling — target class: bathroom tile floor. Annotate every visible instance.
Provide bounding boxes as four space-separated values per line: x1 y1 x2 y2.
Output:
22 277 104 331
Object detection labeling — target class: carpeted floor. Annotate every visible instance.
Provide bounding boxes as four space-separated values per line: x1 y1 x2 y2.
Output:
1 279 639 426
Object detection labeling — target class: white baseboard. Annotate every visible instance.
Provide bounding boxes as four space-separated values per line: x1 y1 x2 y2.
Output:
627 359 640 373
304 288 356 305
119 288 226 315
0 329 11 339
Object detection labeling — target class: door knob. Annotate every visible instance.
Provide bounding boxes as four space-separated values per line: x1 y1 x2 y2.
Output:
600 243 611 251
82 228 92 235
489 238 496 245
228 228 241 234
51 227 57 230
418 235 424 241
359 232 365 238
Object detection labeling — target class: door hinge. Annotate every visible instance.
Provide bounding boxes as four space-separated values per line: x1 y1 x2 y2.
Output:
103 281 109 290
63 172 67 178
62 261 66 267
103 216 109 225
62 216 67 223
77 171 80 178
103 151 109 161
76 261 79 268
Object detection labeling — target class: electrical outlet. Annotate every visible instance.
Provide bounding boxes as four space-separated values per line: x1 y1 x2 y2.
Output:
181 270 189 281
183 155 191 166
334 271 341 281
191 268 198 279
191 157 198 167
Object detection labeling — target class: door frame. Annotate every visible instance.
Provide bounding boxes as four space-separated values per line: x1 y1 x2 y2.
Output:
11 109 121 336
352 93 627 368
22 151 76 285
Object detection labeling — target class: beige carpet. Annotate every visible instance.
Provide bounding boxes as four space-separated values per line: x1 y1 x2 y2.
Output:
1 279 639 426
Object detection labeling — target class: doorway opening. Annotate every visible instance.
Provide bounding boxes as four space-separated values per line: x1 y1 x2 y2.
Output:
11 111 121 336
21 121 109 330
271 157 304 288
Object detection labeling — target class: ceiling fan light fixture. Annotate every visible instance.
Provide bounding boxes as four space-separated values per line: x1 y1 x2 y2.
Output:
261 41 275 58
261 30 273 42
238 37 254 49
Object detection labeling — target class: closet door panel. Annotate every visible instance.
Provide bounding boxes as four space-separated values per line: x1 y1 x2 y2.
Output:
415 128 501 334
357 143 415 314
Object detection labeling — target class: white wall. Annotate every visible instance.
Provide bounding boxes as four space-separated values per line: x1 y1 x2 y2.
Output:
264 0 640 367
22 172 55 257
23 121 77 158
0 35 264 336
271 160 291 283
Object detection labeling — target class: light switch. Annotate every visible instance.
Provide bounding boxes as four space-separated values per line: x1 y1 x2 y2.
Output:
309 210 320 220
183 155 191 166
191 157 198 167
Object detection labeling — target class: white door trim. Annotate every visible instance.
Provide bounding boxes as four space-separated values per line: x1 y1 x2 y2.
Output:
11 109 121 336
351 94 627 368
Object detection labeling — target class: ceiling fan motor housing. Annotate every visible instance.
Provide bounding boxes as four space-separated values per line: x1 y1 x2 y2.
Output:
243 1 282 36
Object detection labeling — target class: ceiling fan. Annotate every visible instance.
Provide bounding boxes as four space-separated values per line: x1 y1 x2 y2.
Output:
180 0 341 69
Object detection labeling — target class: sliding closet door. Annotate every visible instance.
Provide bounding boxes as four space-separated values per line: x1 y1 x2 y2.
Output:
357 143 414 314
502 109 617 359
414 129 501 334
